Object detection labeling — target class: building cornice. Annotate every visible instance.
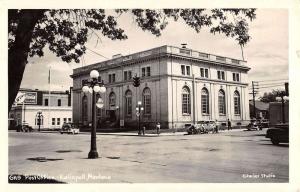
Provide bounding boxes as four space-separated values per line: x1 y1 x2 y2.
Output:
71 45 250 78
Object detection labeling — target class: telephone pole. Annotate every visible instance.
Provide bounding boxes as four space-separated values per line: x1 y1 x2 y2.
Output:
249 81 259 118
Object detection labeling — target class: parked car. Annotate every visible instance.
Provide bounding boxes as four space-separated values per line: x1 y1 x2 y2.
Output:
247 119 260 131
187 121 216 135
257 119 269 129
16 124 33 132
266 123 289 145
60 123 79 134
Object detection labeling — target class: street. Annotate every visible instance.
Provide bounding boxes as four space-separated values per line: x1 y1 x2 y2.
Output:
8 129 288 183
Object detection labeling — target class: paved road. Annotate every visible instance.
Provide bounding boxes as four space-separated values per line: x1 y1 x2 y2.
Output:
8 130 288 183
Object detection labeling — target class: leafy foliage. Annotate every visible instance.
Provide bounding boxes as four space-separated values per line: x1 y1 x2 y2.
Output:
259 89 285 103
8 9 256 64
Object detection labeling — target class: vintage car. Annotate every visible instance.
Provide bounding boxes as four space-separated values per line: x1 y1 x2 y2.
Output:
265 123 289 145
247 119 260 131
60 123 79 135
257 119 270 129
16 123 33 132
187 121 216 134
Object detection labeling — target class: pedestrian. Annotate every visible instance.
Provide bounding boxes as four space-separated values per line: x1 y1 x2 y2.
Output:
156 122 161 136
215 120 219 133
142 125 146 136
227 119 232 131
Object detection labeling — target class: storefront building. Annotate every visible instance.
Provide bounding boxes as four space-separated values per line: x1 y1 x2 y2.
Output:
9 88 72 130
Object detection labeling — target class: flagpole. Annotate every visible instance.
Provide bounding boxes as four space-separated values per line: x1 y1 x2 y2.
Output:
48 67 51 129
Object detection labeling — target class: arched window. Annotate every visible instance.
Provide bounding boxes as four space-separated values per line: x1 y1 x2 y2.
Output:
82 95 88 122
234 91 241 115
143 88 151 115
109 92 116 108
201 88 209 114
96 93 101 117
182 86 191 114
218 89 226 115
125 90 132 116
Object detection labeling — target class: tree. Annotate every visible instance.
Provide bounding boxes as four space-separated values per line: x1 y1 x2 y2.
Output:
8 9 256 111
259 89 285 103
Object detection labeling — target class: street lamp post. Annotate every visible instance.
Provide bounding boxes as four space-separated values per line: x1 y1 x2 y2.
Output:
82 70 106 159
36 110 43 132
276 93 289 124
136 101 144 135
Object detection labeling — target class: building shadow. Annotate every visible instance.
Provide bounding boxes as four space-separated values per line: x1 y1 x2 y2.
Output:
259 143 289 147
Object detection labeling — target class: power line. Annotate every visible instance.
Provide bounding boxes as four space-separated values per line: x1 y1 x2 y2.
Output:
257 79 288 82
258 85 284 89
86 47 109 59
258 82 287 86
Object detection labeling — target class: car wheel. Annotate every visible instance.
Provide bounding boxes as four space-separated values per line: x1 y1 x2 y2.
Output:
271 137 280 145
60 132 63 134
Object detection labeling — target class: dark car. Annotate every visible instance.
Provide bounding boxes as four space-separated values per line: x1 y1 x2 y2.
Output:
60 123 79 134
187 121 216 135
16 124 33 132
266 124 289 145
257 119 269 129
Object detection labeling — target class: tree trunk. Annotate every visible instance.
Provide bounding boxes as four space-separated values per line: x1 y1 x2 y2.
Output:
8 10 45 112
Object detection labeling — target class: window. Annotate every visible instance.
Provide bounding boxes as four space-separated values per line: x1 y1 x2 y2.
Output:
58 99 61 106
181 65 185 75
63 118 67 123
218 90 226 115
200 68 209 78
124 71 133 81
217 70 225 80
181 65 191 76
109 74 112 83
68 118 72 122
143 88 151 115
45 99 48 106
57 118 60 125
142 68 146 77
82 79 88 87
186 66 190 76
182 86 191 115
201 88 209 114
233 73 240 82
52 118 55 125
125 90 132 116
142 67 151 77
109 74 115 83
146 67 151 76
82 95 88 122
109 92 116 108
124 71 128 81
234 91 241 115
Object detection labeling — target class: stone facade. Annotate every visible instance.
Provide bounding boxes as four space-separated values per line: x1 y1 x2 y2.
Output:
71 45 250 129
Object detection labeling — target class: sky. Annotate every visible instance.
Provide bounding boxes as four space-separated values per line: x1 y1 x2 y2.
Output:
21 9 289 98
